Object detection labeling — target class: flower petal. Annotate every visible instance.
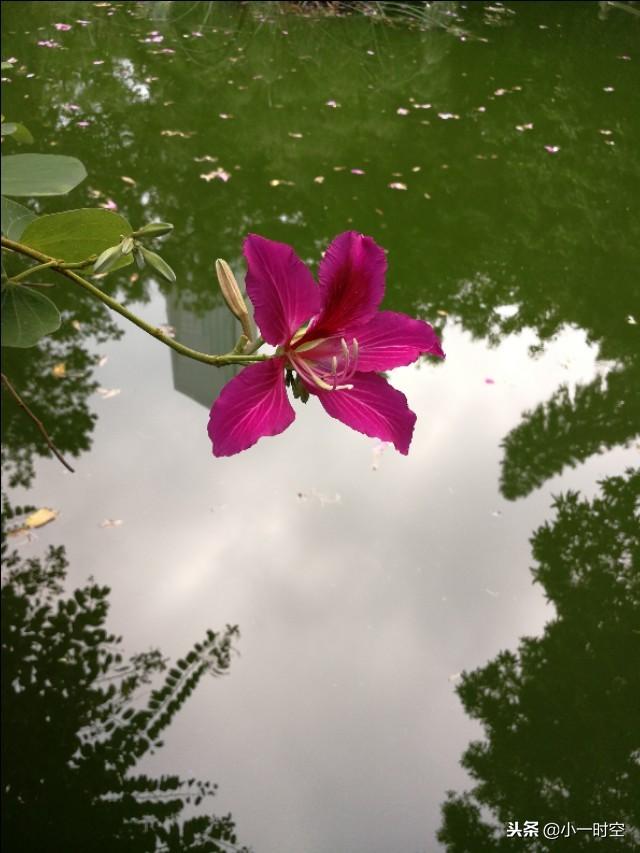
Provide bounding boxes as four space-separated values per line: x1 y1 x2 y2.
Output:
244 234 321 345
313 231 387 335
313 372 416 455
208 358 294 457
351 311 445 372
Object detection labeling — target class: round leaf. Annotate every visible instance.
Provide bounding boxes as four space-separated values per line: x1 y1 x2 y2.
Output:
20 208 133 263
1 154 87 197
1 283 61 347
1 196 37 240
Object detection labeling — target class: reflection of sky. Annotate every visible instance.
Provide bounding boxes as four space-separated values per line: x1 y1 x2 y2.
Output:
10 286 637 853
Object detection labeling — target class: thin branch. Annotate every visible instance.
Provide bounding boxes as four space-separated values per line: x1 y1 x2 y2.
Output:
1 373 75 473
9 259 57 283
1 237 269 368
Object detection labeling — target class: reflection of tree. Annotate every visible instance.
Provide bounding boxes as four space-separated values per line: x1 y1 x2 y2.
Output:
1 269 124 488
501 361 640 500
438 469 640 851
1 500 249 853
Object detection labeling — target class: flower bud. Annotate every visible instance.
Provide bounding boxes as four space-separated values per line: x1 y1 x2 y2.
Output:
134 246 145 270
134 221 174 237
120 236 134 255
140 247 176 283
215 259 252 340
93 244 123 274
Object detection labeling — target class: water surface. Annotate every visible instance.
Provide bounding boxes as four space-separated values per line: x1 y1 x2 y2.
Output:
2 2 639 851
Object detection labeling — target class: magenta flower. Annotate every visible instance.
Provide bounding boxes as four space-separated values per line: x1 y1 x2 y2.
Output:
208 232 444 457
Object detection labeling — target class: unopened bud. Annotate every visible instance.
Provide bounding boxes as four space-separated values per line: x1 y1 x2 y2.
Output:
134 246 145 270
134 221 174 238
215 259 252 340
140 247 176 283
93 244 123 275
120 236 134 255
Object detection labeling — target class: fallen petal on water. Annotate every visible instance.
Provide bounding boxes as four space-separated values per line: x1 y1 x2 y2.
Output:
25 508 59 529
200 168 231 182
97 387 121 399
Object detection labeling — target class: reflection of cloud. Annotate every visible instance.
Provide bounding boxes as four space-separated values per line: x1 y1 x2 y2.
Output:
165 291 242 409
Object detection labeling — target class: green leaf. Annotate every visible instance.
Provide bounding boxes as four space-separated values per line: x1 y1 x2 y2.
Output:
1 196 37 240
21 208 133 263
11 124 34 145
1 122 33 144
1 154 86 197
1 283 61 347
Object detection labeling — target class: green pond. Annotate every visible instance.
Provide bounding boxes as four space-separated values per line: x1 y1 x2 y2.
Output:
2 1 639 851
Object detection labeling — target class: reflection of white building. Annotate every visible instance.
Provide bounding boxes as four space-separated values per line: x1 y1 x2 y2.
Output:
166 294 244 409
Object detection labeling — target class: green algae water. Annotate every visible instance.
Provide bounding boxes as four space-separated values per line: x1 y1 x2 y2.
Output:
2 2 639 851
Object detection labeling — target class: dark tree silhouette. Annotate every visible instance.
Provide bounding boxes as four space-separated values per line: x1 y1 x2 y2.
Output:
438 469 640 851
1 499 250 853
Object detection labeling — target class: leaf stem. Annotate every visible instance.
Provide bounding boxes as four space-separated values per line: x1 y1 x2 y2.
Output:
1 372 75 473
1 237 269 367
